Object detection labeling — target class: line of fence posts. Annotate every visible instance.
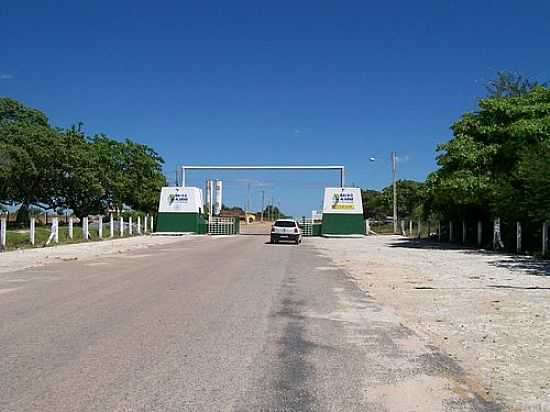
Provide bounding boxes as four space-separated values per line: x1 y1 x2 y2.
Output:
400 217 549 257
0 212 156 251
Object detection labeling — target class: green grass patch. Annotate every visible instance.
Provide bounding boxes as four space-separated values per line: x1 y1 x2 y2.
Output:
370 223 397 234
4 224 136 251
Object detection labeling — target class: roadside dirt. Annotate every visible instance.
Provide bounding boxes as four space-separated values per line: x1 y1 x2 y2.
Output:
311 235 550 411
0 235 191 274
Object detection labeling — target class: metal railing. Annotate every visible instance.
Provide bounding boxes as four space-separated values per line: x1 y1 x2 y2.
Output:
208 217 237 235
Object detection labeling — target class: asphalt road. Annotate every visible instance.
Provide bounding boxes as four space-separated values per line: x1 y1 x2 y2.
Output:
0 235 501 411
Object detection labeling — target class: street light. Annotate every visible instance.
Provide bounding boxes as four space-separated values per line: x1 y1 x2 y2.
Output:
368 152 398 233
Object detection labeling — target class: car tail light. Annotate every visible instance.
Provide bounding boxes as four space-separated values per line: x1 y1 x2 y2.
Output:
294 228 299 233
271 226 275 233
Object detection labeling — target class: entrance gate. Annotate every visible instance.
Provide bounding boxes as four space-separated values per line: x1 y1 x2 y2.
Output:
157 164 364 236
297 218 322 237
208 216 239 235
180 165 345 187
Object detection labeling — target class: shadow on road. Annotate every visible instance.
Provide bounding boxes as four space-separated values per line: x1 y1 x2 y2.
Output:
264 241 299 246
487 256 550 277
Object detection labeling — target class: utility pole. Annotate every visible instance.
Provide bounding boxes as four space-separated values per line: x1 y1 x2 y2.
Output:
261 190 265 222
204 178 208 212
392 152 398 233
246 182 251 225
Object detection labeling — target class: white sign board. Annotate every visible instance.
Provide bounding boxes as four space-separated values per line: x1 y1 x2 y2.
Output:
158 187 203 213
322 187 363 215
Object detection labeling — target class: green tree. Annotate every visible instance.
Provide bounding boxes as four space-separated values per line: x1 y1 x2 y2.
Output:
91 135 166 214
514 141 550 223
0 99 66 219
58 127 104 218
486 71 545 98
0 97 167 220
0 97 48 127
362 181 425 221
385 180 425 219
263 205 286 219
425 83 550 223
361 189 386 220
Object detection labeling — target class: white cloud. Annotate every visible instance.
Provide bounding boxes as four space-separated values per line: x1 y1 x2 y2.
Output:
0 73 14 80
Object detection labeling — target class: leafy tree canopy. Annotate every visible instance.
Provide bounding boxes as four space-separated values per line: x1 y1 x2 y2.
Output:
425 79 550 223
0 97 166 220
485 71 547 98
0 97 49 127
362 180 425 221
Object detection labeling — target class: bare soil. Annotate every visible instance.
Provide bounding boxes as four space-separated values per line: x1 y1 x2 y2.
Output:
311 235 550 411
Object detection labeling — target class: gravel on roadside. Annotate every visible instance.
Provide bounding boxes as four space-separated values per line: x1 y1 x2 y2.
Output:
311 235 550 412
0 235 192 274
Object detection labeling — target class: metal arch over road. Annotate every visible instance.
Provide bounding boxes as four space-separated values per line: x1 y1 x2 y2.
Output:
180 165 346 187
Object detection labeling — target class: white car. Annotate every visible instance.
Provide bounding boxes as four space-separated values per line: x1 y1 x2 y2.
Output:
270 219 302 244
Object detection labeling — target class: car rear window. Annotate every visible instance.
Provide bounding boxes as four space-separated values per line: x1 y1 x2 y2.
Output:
274 221 296 227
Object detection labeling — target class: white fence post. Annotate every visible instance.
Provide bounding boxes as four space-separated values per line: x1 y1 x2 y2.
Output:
409 220 413 238
543 222 548 256
0 213 7 250
144 215 148 234
150 215 154 233
400 220 406 236
110 214 114 238
449 221 453 242
516 222 522 253
68 216 74 240
98 216 103 239
137 216 142 235
493 218 504 250
477 221 482 246
54 215 59 243
129 216 133 235
30 216 35 246
120 216 124 237
83 217 89 241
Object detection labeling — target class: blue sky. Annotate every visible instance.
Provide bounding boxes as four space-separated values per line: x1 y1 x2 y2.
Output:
2 1 549 216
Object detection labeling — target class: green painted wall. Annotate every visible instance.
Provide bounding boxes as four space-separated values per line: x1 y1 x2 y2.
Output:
312 224 322 236
156 212 201 233
321 213 364 235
